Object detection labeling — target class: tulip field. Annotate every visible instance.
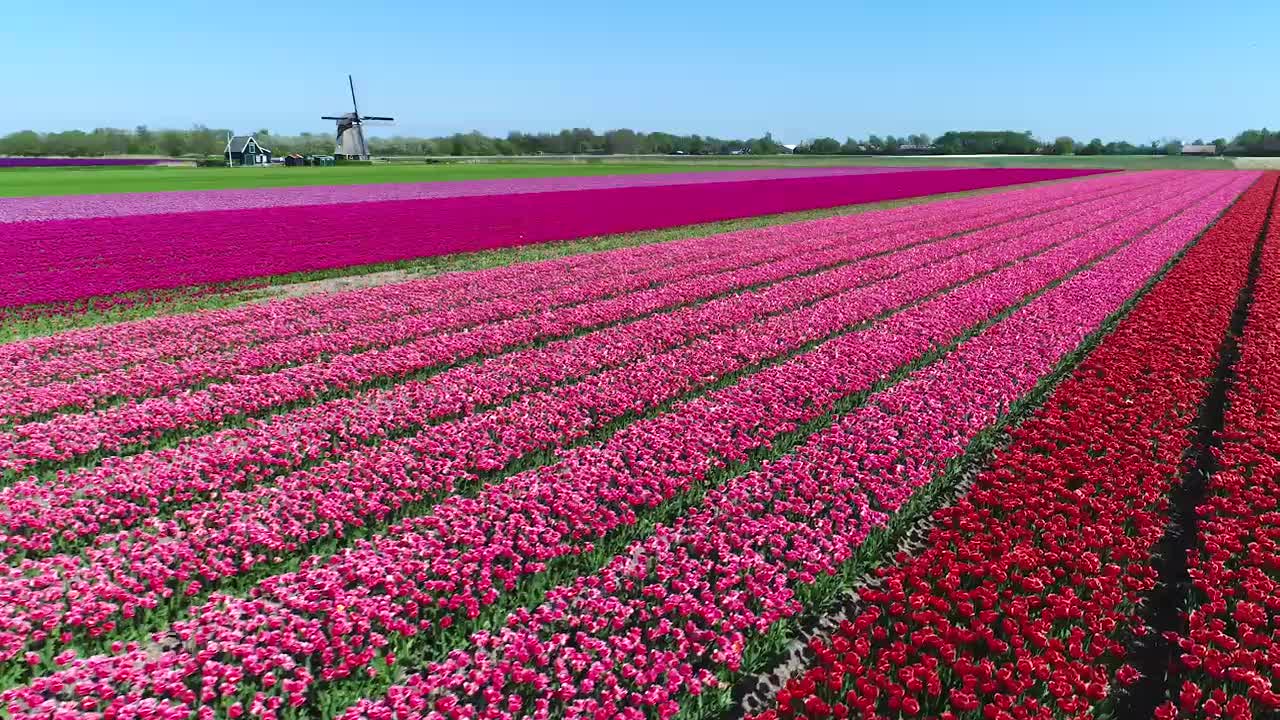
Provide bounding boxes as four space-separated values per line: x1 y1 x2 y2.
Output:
1 167 1279 720
0 167 1101 308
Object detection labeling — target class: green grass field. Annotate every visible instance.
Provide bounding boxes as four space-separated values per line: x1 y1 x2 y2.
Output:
1 153 1266 198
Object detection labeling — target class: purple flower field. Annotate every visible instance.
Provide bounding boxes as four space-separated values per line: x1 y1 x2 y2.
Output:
2 167 1108 308
0 166 939 223
0 157 173 169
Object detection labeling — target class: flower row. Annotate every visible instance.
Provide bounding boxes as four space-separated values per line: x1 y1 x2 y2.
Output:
0 186 1143 671
1 168 1111 310
325 172 1250 720
0 174 1170 471
0 209 926 412
749 173 1275 720
2 182 1120 558
0 171 1149 397
0 167 1187 719
0 167 920 223
1173 174 1280 718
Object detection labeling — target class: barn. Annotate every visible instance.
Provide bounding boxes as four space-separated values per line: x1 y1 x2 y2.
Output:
225 135 272 166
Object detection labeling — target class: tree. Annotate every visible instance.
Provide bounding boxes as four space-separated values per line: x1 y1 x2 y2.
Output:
0 130 42 156
1078 138 1105 155
809 137 841 154
1213 138 1228 154
603 128 639 154
1051 136 1075 155
157 129 186 157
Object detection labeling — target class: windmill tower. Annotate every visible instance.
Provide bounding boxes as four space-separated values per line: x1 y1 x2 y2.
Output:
322 75 394 161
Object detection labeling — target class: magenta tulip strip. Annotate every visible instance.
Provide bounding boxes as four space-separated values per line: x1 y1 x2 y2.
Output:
1 167 1110 308
0 158 172 169
1 169 1269 720
0 167 936 223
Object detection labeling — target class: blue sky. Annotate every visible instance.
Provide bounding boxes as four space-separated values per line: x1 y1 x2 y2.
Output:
2 0 1276 144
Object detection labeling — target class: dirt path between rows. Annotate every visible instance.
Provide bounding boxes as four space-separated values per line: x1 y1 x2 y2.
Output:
256 269 418 301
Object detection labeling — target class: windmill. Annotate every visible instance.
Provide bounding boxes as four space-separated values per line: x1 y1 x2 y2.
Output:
322 75 394 161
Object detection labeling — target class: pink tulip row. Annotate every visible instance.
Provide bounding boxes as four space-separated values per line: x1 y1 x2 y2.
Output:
0 178 1160 665
0 204 913 396
0 167 931 224
2 174 1167 558
3 168 1112 309
0 171 1155 397
0 174 1129 421
0 174 1250 719
0 177 1174 471
329 172 1256 720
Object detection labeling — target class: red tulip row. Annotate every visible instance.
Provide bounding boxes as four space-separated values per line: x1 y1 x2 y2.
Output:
2 179 1145 559
0 177 1177 474
747 173 1277 720
1172 176 1280 718
0 173 1160 433
0 170 1140 392
0 174 1251 720
324 171 1254 720
0 182 1161 674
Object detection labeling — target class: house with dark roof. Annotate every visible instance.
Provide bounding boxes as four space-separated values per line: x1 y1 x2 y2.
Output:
224 135 272 167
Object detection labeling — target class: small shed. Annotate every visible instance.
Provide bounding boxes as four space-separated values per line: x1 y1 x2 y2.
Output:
1181 144 1218 156
307 155 336 167
283 153 306 167
225 135 272 166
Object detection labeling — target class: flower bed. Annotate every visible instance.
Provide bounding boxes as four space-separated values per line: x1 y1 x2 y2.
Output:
749 173 1276 720
0 172 1250 720
2 168 1111 308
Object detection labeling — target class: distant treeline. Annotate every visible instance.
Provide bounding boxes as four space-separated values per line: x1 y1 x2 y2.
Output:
2 126 1278 158
794 130 1279 157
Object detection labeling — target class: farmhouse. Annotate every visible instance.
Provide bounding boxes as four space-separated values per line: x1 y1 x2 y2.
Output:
225 135 272 166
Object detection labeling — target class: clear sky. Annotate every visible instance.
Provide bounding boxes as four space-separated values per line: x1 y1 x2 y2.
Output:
2 0 1276 144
